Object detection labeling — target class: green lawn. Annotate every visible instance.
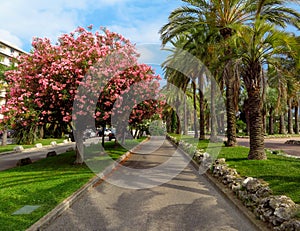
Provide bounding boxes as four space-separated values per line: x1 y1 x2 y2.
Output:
0 138 66 153
169 133 300 204
0 138 146 231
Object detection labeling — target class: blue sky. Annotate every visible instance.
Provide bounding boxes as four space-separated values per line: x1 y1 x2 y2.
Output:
0 1 299 79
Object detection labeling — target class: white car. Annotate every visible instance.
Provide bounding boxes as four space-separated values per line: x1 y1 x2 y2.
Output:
104 129 111 136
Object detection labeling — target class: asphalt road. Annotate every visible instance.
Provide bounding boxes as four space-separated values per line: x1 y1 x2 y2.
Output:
45 137 258 231
237 137 300 157
0 142 76 171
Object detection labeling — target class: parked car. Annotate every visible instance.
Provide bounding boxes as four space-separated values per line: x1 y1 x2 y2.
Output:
108 129 116 141
104 129 111 136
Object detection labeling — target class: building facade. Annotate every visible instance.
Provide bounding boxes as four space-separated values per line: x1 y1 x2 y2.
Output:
0 40 26 66
0 40 27 119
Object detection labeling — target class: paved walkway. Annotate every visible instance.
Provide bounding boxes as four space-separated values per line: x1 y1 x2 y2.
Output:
45 137 259 231
237 137 300 158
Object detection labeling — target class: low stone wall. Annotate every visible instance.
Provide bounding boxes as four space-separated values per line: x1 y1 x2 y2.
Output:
211 159 300 230
166 135 300 231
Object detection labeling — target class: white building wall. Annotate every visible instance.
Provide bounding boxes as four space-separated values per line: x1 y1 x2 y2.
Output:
0 40 27 120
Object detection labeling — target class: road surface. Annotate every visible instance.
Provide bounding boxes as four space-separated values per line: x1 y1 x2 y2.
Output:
237 137 300 158
45 137 259 231
0 143 76 171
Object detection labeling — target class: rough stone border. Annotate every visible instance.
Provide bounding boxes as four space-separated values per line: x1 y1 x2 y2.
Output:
26 137 150 231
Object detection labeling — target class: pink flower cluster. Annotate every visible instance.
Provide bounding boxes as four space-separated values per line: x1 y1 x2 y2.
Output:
1 26 163 129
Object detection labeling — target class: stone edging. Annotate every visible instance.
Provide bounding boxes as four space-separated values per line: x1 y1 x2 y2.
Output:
166 134 300 231
26 137 150 231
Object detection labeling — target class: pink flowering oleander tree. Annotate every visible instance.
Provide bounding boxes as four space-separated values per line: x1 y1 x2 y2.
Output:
1 26 162 163
93 64 163 143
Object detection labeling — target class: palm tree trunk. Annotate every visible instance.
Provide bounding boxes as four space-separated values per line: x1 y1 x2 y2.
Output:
210 79 218 142
295 105 299 134
192 81 198 138
224 61 237 146
244 63 266 160
247 89 266 160
183 94 188 135
269 108 274 135
287 98 293 134
244 98 250 135
262 109 267 135
279 114 286 134
175 96 181 134
198 75 205 140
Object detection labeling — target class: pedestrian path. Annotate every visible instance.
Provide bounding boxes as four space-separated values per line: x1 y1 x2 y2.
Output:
45 137 259 231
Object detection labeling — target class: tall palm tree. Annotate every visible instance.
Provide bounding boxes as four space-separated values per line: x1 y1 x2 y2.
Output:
162 35 206 137
232 19 299 159
160 0 300 147
160 0 253 146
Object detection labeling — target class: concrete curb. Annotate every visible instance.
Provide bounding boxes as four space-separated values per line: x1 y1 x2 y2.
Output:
26 137 150 231
0 142 75 157
167 137 271 231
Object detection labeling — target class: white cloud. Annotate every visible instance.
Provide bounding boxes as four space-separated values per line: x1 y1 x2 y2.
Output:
136 44 171 65
0 1 82 50
0 29 23 49
107 20 163 44
0 0 180 51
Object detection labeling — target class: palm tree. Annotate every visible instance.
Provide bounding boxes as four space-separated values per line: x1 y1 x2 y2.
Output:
160 0 253 146
232 19 299 159
162 35 206 137
161 0 300 147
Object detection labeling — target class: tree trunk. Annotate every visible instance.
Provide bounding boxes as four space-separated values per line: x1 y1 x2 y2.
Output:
247 89 266 160
192 81 198 138
39 126 44 139
1 129 7 146
171 109 177 133
287 98 293 134
210 79 218 142
262 108 267 135
279 114 286 134
244 63 266 160
183 94 188 135
101 123 106 147
175 95 181 134
269 108 274 135
244 99 250 135
198 75 205 140
224 61 237 146
295 105 299 134
74 130 84 164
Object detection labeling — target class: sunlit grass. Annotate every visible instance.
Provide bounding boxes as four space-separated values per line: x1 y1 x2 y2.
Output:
0 138 146 231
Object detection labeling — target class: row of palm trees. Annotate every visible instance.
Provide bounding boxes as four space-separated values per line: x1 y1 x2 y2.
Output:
160 0 300 160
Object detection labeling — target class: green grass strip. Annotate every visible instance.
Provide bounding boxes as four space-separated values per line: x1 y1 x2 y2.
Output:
0 138 146 231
